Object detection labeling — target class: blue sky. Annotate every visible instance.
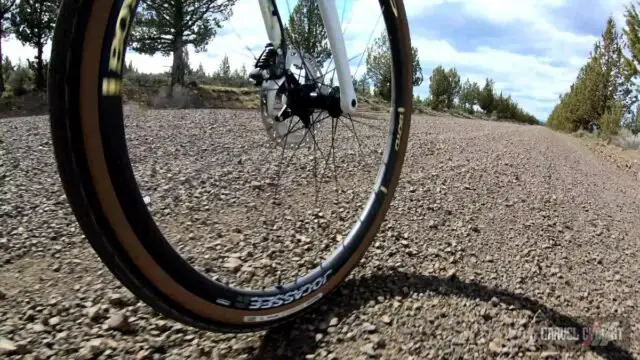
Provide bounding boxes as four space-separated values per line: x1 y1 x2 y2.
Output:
4 0 629 121
404 0 628 121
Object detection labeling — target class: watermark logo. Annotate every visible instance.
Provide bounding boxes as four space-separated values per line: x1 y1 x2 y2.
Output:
533 316 632 351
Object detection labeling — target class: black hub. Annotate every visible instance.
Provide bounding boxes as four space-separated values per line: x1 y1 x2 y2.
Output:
284 82 342 126
251 43 343 126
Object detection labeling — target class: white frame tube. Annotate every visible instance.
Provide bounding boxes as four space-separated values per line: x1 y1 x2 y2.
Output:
257 0 358 114
258 0 282 46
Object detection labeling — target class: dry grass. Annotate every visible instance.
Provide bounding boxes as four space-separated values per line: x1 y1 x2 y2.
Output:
199 85 259 96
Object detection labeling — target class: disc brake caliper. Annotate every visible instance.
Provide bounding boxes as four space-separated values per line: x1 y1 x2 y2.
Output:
249 43 284 86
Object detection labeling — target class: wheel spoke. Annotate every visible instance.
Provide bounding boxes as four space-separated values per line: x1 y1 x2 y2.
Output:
339 115 368 160
353 13 383 81
347 116 387 132
273 117 301 204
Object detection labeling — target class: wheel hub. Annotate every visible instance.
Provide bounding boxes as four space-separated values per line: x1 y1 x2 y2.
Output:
260 50 340 147
285 84 342 126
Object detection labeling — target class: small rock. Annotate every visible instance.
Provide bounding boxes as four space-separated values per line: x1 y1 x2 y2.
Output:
249 181 264 190
362 322 377 333
317 321 329 331
370 335 386 348
136 350 152 359
315 333 323 342
224 257 243 273
105 312 130 331
47 316 61 326
87 306 102 321
490 297 500 307
143 196 151 205
381 315 391 325
446 269 457 280
0 336 18 355
329 317 339 327
540 351 560 359
79 339 106 359
488 341 502 354
360 343 376 356
108 293 136 308
32 324 47 332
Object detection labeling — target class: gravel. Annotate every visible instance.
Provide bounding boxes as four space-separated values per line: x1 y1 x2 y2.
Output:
1 109 640 359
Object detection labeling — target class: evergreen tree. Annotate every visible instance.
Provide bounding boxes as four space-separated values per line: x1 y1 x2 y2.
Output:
183 47 193 76
548 16 632 135
2 54 12 84
0 0 16 92
9 0 60 91
445 67 461 109
124 60 137 74
195 63 206 77
366 32 423 101
459 79 480 113
623 2 640 81
427 65 449 110
285 0 331 68
411 47 424 87
477 78 495 115
599 17 634 115
354 74 370 96
130 0 237 88
218 55 231 79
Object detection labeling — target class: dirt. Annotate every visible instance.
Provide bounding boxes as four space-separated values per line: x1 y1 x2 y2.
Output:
573 135 640 180
1 110 639 359
0 93 49 119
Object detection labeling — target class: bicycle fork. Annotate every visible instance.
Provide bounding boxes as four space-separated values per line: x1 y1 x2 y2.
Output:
257 0 358 115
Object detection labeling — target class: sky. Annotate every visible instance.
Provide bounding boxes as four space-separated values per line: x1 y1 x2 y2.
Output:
3 0 632 121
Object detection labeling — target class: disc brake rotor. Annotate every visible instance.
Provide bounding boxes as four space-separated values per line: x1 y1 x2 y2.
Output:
260 51 327 148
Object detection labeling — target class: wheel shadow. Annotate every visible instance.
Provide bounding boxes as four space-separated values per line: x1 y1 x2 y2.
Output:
253 269 634 360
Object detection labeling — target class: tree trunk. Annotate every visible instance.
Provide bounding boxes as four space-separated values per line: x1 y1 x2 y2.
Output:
170 37 185 90
0 23 5 94
36 44 45 91
170 0 185 91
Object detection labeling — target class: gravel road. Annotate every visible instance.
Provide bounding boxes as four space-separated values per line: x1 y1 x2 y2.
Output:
1 109 640 360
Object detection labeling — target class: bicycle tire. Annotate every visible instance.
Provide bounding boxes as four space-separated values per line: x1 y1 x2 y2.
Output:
49 0 413 332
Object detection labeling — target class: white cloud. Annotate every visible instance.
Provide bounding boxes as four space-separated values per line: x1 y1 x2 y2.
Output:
413 37 579 98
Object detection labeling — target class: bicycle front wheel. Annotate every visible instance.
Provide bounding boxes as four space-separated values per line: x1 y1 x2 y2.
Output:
49 0 413 332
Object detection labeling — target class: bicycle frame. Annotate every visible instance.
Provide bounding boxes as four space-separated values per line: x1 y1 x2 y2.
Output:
258 0 358 114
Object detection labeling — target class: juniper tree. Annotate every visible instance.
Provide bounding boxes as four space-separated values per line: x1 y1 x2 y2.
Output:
477 78 495 115
445 68 461 109
0 0 16 92
284 0 331 69
459 79 480 113
366 32 423 101
9 0 60 90
130 0 237 88
427 65 449 110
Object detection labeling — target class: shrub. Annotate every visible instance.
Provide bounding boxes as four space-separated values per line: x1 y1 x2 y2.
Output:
599 102 623 139
149 85 204 109
8 65 32 96
124 71 170 89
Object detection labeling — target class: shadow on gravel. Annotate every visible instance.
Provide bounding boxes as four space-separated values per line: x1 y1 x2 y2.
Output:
254 269 634 360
